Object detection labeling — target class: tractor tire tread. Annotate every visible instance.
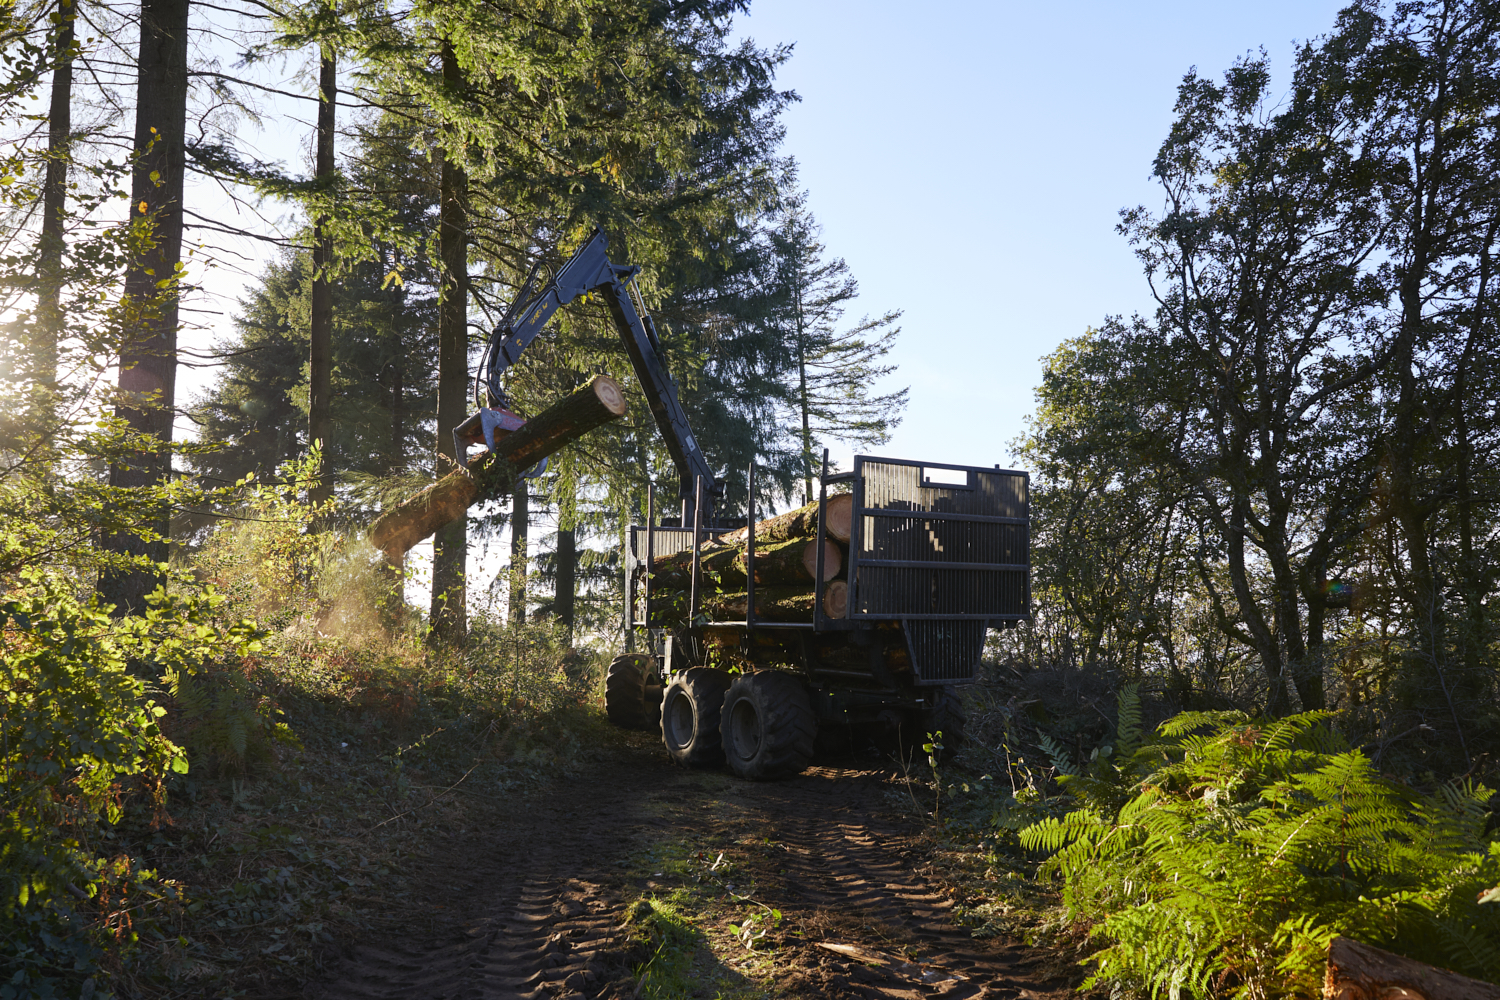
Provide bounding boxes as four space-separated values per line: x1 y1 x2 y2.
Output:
661 667 730 767
605 654 651 729
722 671 817 780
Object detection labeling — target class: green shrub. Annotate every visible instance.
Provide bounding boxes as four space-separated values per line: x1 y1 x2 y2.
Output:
0 573 268 996
0 580 183 996
1020 707 1500 998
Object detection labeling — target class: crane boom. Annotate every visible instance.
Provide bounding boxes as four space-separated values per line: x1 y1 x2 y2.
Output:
453 229 718 515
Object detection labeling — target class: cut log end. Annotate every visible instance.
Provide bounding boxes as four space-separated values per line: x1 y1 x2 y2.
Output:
825 492 853 543
592 376 627 416
801 538 843 583
823 579 848 619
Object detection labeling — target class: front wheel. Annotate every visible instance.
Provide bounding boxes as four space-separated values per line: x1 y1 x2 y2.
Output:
660 668 730 767
721 671 817 780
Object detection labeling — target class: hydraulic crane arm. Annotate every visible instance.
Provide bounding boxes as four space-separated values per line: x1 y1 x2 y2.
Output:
454 229 718 513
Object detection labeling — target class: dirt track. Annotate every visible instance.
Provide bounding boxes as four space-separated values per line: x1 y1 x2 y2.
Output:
308 727 1076 1000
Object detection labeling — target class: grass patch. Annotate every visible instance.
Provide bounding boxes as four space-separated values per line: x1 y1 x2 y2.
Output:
614 798 791 1000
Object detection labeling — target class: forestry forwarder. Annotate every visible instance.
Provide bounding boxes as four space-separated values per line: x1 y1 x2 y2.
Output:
461 229 1031 780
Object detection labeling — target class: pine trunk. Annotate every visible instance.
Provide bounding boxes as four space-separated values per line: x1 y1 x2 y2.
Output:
651 536 841 590
35 0 73 416
369 376 627 558
307 46 337 508
556 521 576 636
508 480 528 625
649 581 847 624
429 41 470 645
99 0 189 616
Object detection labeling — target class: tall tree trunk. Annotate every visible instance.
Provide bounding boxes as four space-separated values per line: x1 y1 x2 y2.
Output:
98 0 188 616
308 45 336 507
555 476 576 637
1223 495 1290 714
388 358 402 469
428 40 470 644
556 518 576 638
509 480 528 625
795 277 812 506
35 0 74 427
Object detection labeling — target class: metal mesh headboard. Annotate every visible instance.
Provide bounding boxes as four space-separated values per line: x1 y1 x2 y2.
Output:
847 456 1029 622
627 525 696 625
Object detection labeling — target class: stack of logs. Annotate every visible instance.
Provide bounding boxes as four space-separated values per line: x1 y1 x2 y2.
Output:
646 494 855 625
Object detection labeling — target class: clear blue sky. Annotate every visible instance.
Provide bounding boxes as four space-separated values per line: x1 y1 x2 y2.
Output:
734 0 1349 472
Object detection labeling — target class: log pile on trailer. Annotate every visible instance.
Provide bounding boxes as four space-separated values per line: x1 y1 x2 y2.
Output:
644 494 854 625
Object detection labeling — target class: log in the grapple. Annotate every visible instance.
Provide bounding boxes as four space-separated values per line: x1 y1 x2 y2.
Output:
369 376 627 558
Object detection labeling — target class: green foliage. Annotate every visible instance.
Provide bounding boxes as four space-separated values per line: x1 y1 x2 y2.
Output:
1019 711 1500 998
0 573 266 995
185 120 439 498
623 895 709 1000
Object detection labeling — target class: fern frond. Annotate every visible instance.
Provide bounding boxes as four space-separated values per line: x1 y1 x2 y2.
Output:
1158 710 1245 738
1037 733 1077 777
1116 683 1143 757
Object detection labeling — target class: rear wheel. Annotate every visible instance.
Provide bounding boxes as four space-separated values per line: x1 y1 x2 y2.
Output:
721 671 817 780
660 668 730 767
605 654 661 730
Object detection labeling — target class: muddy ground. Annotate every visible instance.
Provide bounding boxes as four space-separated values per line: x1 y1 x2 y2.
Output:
304 726 1079 1000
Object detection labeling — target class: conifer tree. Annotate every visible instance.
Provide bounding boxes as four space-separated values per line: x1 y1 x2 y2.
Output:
768 182 907 504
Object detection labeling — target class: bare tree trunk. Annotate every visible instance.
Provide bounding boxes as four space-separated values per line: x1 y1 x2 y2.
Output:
556 519 576 638
509 479 528 625
98 0 188 616
428 39 470 645
35 0 74 424
1224 496 1290 714
388 357 402 468
308 45 337 507
795 280 812 506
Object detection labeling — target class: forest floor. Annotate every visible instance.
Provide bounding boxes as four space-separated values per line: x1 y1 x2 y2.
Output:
288 725 1082 1000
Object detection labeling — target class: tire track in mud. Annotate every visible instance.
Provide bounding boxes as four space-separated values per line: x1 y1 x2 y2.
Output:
733 767 1069 999
309 753 653 1000
308 736 1074 1000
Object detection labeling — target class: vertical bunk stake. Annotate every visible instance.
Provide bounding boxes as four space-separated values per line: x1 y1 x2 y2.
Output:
813 448 830 630
746 462 757 633
643 482 655 630
688 476 704 624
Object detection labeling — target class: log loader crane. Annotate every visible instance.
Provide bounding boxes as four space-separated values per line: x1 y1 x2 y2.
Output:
464 230 1030 780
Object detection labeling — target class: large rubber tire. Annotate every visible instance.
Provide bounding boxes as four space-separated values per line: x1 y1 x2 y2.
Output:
605 654 660 730
721 671 817 780
660 667 730 767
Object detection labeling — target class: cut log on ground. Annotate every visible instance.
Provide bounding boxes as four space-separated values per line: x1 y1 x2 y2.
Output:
370 377 627 558
710 493 853 547
1324 936 1500 999
650 537 842 590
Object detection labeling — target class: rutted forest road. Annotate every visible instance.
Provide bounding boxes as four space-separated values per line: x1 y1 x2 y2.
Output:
308 727 1077 1000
